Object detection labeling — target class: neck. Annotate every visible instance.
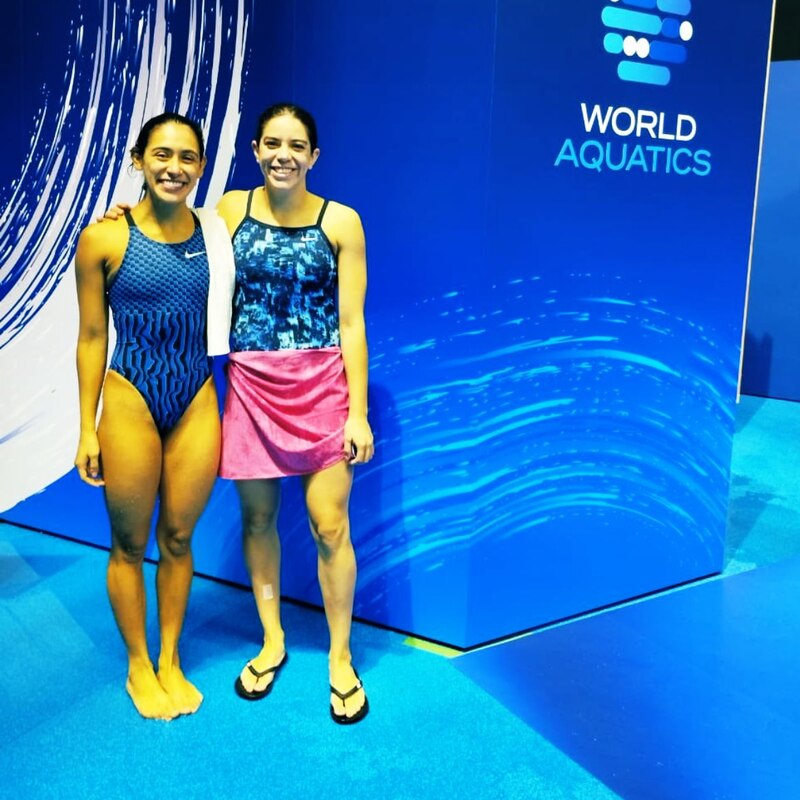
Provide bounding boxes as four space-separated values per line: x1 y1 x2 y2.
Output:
137 195 191 228
132 195 195 242
263 183 308 214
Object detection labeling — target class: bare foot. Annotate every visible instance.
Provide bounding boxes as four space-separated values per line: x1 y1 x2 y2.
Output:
237 641 286 695
158 662 203 715
330 658 368 722
126 662 178 721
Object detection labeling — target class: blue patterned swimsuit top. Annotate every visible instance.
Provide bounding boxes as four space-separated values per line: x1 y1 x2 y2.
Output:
107 211 211 433
230 190 339 352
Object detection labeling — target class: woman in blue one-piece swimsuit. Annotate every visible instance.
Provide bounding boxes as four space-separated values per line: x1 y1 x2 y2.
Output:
74 113 233 721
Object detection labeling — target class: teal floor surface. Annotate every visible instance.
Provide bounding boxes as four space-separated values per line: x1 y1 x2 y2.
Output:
2 394 798 800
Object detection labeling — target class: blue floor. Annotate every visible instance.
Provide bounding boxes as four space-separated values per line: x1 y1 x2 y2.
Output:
0 522 617 800
454 394 800 799
2 394 798 799
456 554 800 800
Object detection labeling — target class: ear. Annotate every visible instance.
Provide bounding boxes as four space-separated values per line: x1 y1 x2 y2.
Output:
197 155 207 179
251 140 259 159
130 150 143 172
309 147 320 170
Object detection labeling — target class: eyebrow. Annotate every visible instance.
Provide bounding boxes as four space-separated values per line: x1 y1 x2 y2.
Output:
152 147 200 155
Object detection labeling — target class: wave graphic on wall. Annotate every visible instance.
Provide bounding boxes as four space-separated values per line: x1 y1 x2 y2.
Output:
0 0 251 511
279 273 735 620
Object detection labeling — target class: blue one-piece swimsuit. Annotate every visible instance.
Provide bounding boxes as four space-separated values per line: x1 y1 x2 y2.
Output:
107 211 212 434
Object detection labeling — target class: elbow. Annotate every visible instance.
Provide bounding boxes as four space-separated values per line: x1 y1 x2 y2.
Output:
339 314 366 336
78 323 108 344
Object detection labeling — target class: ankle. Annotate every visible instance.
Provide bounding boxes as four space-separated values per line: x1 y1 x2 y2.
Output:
329 652 353 670
128 655 156 677
157 651 181 674
262 633 285 653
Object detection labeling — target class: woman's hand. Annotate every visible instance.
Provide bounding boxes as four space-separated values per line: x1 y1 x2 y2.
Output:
96 202 131 223
344 415 374 465
74 431 105 486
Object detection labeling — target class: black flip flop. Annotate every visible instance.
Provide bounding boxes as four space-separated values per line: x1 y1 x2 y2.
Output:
234 652 288 700
330 668 369 724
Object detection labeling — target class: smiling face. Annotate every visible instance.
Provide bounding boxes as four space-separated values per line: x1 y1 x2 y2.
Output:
132 121 206 204
252 113 320 192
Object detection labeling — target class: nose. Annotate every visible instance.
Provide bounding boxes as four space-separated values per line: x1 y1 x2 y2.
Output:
276 142 291 160
166 155 183 174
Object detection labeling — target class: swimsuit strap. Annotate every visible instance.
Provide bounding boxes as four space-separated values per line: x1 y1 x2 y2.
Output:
245 190 327 226
316 199 329 226
123 209 199 232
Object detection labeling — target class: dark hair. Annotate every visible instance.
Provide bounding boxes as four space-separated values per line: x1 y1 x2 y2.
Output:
254 103 318 152
130 112 206 162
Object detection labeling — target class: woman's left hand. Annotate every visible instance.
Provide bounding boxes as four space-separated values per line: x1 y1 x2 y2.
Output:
344 415 374 465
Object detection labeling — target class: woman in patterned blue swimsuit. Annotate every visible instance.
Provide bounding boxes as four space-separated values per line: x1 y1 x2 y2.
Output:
74 113 232 721
217 104 374 723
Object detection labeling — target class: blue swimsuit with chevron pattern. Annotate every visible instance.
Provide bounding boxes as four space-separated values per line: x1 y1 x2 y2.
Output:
107 211 212 434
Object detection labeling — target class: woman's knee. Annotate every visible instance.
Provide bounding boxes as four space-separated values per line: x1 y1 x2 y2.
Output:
241 505 280 539
110 529 149 564
158 525 193 559
309 512 350 556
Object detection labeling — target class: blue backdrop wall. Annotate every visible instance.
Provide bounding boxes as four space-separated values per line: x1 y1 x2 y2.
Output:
740 0 800 400
0 0 775 647
740 60 800 400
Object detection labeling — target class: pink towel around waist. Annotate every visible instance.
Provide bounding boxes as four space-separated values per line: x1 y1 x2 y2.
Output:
220 347 349 479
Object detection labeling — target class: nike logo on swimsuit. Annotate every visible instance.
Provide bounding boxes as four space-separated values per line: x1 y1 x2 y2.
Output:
185 251 206 259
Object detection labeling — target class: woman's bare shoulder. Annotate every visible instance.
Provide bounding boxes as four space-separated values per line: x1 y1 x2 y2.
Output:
217 189 251 213
324 199 362 230
216 189 252 229
77 217 128 259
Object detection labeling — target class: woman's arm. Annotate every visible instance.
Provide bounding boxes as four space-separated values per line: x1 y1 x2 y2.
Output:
74 224 113 486
334 204 374 464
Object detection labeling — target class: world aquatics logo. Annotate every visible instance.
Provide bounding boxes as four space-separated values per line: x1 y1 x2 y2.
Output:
601 0 693 86
553 0 708 176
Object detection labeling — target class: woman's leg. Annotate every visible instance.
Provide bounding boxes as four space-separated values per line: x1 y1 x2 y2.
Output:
155 378 220 714
98 371 173 720
302 460 367 720
235 478 286 694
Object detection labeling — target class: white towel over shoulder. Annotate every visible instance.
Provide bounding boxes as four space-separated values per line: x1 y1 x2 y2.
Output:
196 206 235 356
